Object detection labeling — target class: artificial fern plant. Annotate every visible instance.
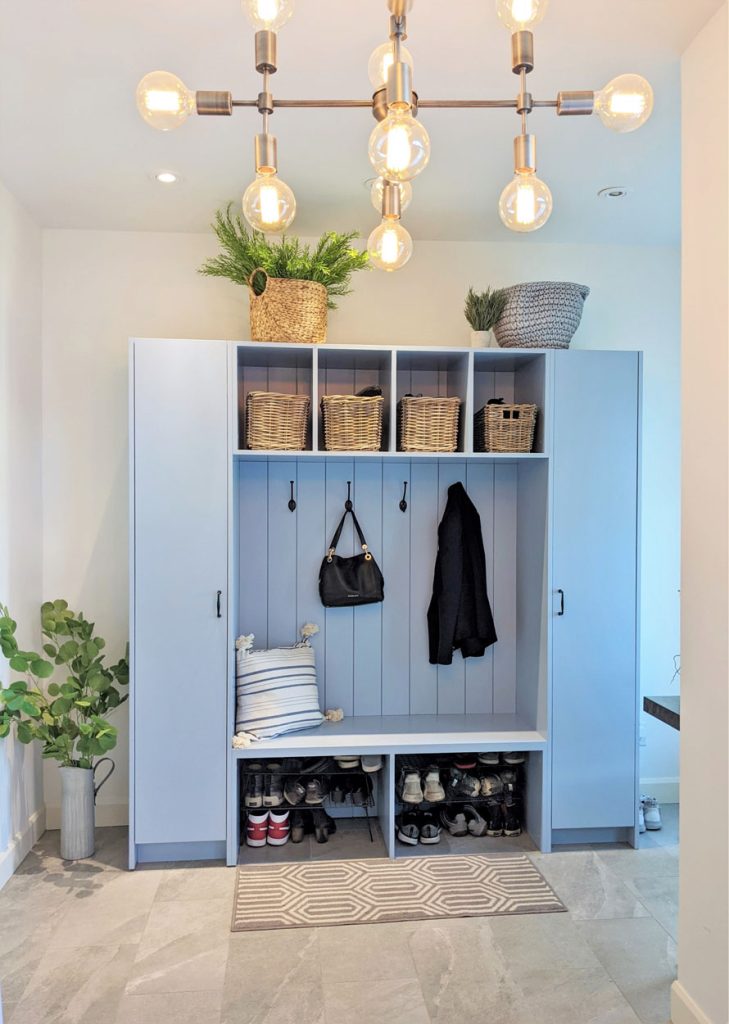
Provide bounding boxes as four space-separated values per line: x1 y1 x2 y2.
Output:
199 204 370 309
464 286 508 332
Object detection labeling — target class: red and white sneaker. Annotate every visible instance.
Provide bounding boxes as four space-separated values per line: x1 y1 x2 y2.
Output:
246 811 269 848
267 810 291 846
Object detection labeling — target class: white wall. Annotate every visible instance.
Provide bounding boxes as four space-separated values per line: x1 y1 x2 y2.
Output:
0 180 45 886
41 229 681 821
672 7 729 1024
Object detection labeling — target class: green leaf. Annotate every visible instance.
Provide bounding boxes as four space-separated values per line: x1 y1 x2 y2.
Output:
74 700 92 708
8 680 28 693
16 722 33 743
9 655 28 672
50 697 72 716
43 643 57 657
47 683 60 696
0 722 10 738
30 659 54 679
58 640 79 661
53 599 69 612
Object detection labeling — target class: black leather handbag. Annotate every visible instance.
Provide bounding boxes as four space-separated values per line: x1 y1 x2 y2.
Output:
319 506 384 607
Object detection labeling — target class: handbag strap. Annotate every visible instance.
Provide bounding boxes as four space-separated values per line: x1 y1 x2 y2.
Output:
327 507 372 562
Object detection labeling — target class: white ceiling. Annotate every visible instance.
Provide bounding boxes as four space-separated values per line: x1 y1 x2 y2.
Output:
0 0 721 243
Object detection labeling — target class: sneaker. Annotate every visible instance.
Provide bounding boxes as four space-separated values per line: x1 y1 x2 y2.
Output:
423 768 446 803
267 809 290 846
502 752 526 765
463 804 489 837
454 754 478 770
400 770 424 804
642 795 662 831
311 808 336 844
397 812 420 846
480 773 504 798
244 773 264 808
246 811 269 847
503 802 522 837
484 799 504 837
290 811 306 844
263 773 284 807
361 755 382 773
439 807 468 837
499 768 520 799
305 778 328 805
335 755 360 769
418 811 442 845
331 781 349 804
351 777 372 807
447 769 480 800
304 757 332 774
478 752 500 766
284 777 306 806
638 803 646 834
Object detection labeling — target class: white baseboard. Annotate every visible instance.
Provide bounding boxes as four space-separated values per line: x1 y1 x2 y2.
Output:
640 777 680 805
44 802 128 830
0 807 46 890
671 981 715 1024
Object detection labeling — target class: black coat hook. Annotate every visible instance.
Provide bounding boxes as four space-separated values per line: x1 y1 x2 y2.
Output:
288 481 297 512
345 480 353 511
399 481 408 513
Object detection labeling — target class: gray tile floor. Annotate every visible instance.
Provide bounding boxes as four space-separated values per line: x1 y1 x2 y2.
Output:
0 806 679 1024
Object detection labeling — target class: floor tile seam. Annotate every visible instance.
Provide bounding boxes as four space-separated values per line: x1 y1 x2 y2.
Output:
625 892 679 947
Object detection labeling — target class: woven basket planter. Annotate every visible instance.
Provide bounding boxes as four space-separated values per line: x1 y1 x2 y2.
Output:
322 395 384 451
399 396 461 453
248 269 328 344
493 281 590 349
246 391 310 450
475 403 538 453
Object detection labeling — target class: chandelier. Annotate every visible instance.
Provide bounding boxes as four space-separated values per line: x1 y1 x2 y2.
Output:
136 0 653 272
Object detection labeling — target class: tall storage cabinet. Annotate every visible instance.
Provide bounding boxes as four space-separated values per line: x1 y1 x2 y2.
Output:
129 339 641 867
130 339 230 865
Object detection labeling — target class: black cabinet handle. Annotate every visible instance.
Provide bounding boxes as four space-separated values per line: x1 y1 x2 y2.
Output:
557 589 565 616
216 590 222 618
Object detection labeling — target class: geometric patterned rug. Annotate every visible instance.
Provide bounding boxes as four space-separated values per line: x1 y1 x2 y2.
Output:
232 854 566 931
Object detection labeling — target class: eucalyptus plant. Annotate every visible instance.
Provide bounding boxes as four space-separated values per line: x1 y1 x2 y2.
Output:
0 600 128 768
464 286 508 332
199 204 370 309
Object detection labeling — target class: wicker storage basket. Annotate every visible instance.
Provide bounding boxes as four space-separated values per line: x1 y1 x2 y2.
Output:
248 269 328 344
399 396 461 453
321 394 384 451
493 281 590 349
245 391 310 451
475 403 538 453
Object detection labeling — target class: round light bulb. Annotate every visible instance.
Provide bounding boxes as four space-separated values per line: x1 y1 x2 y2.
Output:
499 172 553 232
370 178 412 215
368 111 430 183
595 74 654 133
242 174 296 233
496 0 549 31
367 41 414 91
367 219 413 272
243 0 294 30
136 71 195 131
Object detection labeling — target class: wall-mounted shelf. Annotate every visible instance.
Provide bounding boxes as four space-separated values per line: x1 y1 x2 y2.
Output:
233 450 550 462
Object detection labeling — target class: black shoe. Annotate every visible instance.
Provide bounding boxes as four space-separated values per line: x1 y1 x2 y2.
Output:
418 811 442 845
331 781 349 804
439 807 468 837
263 773 284 807
311 809 336 843
397 812 420 846
351 776 372 807
290 811 306 844
305 777 329 805
502 752 526 765
485 798 504 837
244 773 264 808
503 802 523 837
284 777 306 806
447 768 481 800
304 757 332 774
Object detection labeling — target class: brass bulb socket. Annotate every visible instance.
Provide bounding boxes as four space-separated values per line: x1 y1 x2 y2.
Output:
386 60 413 111
388 0 413 15
516 90 533 115
255 133 278 175
195 91 233 116
372 86 419 122
381 182 402 220
514 133 537 174
257 90 274 115
389 14 408 40
511 30 534 74
557 90 595 116
255 30 278 73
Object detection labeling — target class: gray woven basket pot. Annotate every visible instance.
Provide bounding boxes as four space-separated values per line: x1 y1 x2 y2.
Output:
493 281 590 349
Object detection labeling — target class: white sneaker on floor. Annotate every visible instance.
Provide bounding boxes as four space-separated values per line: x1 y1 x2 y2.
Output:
642 795 662 830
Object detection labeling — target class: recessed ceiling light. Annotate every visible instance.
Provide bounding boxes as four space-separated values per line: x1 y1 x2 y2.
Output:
154 171 179 184
598 186 630 200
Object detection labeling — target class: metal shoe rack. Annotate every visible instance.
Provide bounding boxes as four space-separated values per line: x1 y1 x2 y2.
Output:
394 753 528 813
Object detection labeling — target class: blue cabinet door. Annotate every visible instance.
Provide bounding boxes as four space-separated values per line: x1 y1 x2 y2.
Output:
552 351 640 831
132 339 229 847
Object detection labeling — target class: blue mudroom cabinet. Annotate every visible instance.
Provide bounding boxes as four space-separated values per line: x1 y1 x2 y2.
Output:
128 339 641 867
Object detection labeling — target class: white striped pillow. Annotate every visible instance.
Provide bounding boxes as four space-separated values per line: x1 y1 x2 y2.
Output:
235 640 324 739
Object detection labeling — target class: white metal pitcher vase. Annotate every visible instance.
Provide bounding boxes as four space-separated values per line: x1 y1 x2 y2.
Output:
59 759 115 860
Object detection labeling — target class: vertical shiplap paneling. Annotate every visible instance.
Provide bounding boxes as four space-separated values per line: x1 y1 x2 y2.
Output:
409 461 439 713
465 462 495 713
267 461 298 647
238 460 269 643
381 462 411 714
353 460 384 715
493 464 518 712
436 461 468 713
296 460 327 705
324 459 355 714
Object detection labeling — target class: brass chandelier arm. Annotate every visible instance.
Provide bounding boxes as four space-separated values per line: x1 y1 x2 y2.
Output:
226 97 564 110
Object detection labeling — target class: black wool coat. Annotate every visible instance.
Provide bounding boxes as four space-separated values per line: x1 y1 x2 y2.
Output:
427 481 497 666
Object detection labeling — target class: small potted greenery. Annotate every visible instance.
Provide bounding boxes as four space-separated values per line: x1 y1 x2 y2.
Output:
0 601 128 860
199 205 370 344
464 286 508 348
